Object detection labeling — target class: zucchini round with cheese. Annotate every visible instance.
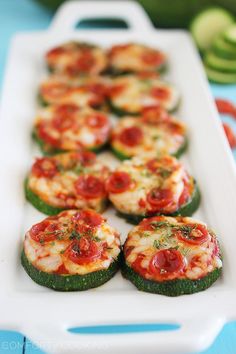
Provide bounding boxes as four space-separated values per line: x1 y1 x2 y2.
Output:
106 155 200 223
38 75 109 109
46 41 108 77
111 106 187 160
33 104 111 154
25 151 110 215
122 216 222 296
21 210 121 291
108 43 167 74
108 75 180 115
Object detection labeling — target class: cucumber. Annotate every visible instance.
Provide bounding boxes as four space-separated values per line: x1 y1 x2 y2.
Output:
212 36 236 59
121 257 222 296
224 24 236 45
21 250 120 291
204 51 236 72
117 183 200 225
190 7 234 51
205 65 236 83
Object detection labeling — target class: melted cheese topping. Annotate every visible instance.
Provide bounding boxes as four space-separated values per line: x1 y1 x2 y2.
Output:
109 75 180 113
108 43 167 73
124 216 222 281
39 75 109 108
28 152 110 212
111 115 186 158
108 156 194 216
34 106 111 151
24 210 121 275
46 41 108 76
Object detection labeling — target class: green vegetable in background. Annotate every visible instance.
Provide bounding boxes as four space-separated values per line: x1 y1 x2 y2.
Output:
34 0 236 28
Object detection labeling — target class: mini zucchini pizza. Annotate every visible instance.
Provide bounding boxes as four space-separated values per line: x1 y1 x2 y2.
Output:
108 75 180 116
106 155 200 223
111 106 187 160
45 41 108 77
108 43 167 74
25 151 110 215
21 210 121 291
38 75 109 109
122 216 222 296
33 104 111 154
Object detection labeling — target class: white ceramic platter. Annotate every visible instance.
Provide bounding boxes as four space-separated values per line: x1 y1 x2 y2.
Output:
1 1 236 354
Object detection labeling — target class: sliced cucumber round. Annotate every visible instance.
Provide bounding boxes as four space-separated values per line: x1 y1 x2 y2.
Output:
212 36 236 59
205 65 236 84
224 24 236 46
204 51 236 73
190 7 234 51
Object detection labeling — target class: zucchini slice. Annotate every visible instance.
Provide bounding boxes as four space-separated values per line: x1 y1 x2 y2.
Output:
21 210 121 291
107 155 200 222
22 250 120 291
212 36 236 60
190 7 234 51
224 24 236 46
204 51 236 73
122 216 222 296
205 65 236 84
25 152 110 215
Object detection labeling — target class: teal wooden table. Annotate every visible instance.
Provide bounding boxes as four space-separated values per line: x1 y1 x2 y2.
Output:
1 0 236 353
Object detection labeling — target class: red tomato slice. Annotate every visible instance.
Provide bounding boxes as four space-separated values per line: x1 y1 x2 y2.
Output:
76 51 95 72
52 104 79 132
75 175 106 199
149 249 184 277
86 113 108 129
222 123 236 148
106 171 131 194
66 237 101 265
139 216 167 231
147 188 173 210
73 210 103 235
175 224 209 245
141 51 165 66
32 157 58 178
109 84 125 97
119 126 143 147
146 156 173 174
30 220 59 243
132 254 147 277
46 46 65 58
37 123 60 147
79 150 96 166
215 98 236 117
141 105 169 124
151 87 170 100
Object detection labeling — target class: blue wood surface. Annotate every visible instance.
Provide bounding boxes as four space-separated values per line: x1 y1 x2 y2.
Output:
0 1 236 353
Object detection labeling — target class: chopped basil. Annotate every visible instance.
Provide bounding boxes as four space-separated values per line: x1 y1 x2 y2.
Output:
69 230 81 240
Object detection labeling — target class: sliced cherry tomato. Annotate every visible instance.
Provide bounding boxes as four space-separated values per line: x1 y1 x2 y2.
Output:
222 123 236 148
76 51 95 72
215 98 236 117
147 188 174 210
86 113 108 129
139 216 167 231
52 104 78 132
151 87 170 100
66 237 101 265
88 83 107 97
73 210 103 235
149 249 184 278
30 220 60 243
119 126 143 147
106 171 131 194
175 224 209 245
141 51 165 66
141 105 169 124
75 175 106 199
32 157 58 178
146 157 173 174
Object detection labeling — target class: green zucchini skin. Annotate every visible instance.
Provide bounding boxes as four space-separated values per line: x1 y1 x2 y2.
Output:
38 93 49 107
107 63 168 77
121 256 222 296
32 130 107 156
116 183 200 225
25 178 66 215
111 138 188 161
21 250 121 291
